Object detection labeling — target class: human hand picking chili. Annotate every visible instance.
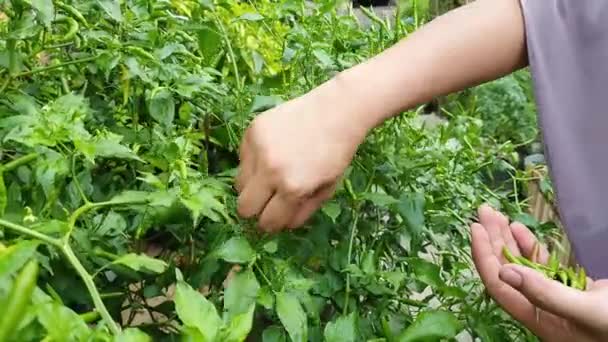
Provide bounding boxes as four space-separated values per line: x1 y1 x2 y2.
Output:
471 205 608 342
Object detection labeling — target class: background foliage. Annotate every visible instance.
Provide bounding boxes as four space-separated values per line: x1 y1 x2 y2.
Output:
0 0 548 341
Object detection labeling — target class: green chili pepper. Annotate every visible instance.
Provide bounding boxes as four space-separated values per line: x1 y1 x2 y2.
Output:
515 255 543 270
74 34 81 49
502 246 588 291
125 46 160 65
557 270 568 285
0 260 39 341
502 246 518 264
548 251 559 273
575 267 587 290
56 2 89 28
53 17 79 43
174 30 196 43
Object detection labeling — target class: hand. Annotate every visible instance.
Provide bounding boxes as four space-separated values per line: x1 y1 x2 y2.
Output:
235 80 370 233
470 205 608 341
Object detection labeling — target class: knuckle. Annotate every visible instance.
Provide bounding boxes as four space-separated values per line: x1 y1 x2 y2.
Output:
282 177 306 197
264 156 283 176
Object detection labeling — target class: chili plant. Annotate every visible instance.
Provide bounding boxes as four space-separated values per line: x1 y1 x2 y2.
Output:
0 0 549 341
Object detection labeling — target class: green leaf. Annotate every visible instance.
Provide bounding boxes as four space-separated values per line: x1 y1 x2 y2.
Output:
275 292 307 342
25 0 54 26
398 310 463 342
148 88 175 127
397 192 425 235
237 12 264 21
250 95 283 113
324 312 357 342
252 51 265 74
197 24 223 63
75 132 141 162
180 326 206 342
321 202 341 223
115 328 152 342
219 303 256 342
0 241 40 278
93 211 127 236
224 268 260 319
397 0 430 19
108 191 151 205
37 302 90 341
312 49 333 68
262 326 287 342
215 237 255 264
263 240 278 254
257 286 274 310
408 258 445 289
362 192 399 207
96 0 122 22
7 13 40 39
112 253 168 274
180 187 227 224
175 278 222 341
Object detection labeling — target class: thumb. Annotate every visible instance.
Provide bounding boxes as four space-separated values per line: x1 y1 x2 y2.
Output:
499 264 592 322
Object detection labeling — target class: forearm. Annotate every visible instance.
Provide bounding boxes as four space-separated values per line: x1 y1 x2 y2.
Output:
323 0 527 132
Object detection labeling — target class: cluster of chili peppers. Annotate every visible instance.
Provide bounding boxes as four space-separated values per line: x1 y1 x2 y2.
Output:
502 245 587 291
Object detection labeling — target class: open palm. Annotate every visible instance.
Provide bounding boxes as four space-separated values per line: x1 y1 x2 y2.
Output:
470 205 608 341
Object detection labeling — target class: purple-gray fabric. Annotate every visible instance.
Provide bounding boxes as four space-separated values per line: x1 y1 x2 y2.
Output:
519 0 608 278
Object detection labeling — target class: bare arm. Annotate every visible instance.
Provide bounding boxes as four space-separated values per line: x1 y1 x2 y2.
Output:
237 0 528 232
323 0 527 132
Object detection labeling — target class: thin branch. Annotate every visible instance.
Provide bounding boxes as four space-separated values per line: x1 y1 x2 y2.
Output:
2 153 38 172
15 56 99 78
0 219 62 247
62 245 121 334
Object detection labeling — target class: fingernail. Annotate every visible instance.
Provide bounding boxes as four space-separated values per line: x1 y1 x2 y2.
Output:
499 266 523 288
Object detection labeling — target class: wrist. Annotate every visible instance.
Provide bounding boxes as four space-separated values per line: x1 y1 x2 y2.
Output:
313 68 394 138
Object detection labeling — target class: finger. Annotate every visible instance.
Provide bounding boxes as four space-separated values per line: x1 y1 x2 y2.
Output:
591 279 608 289
511 222 549 264
237 174 274 218
499 264 592 323
288 183 336 229
495 210 519 257
235 131 255 193
258 191 299 233
471 223 539 328
478 205 509 259
235 161 255 193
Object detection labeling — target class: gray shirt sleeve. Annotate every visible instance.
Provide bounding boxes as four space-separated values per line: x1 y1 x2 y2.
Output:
520 0 608 278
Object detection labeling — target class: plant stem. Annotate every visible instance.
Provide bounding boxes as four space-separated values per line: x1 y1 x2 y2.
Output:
71 154 89 204
0 219 62 247
0 220 119 332
212 14 242 91
66 202 96 237
66 198 149 239
15 56 99 78
254 262 274 290
100 292 125 299
2 153 38 172
62 245 120 334
343 210 359 315
0 77 10 94
399 297 427 308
